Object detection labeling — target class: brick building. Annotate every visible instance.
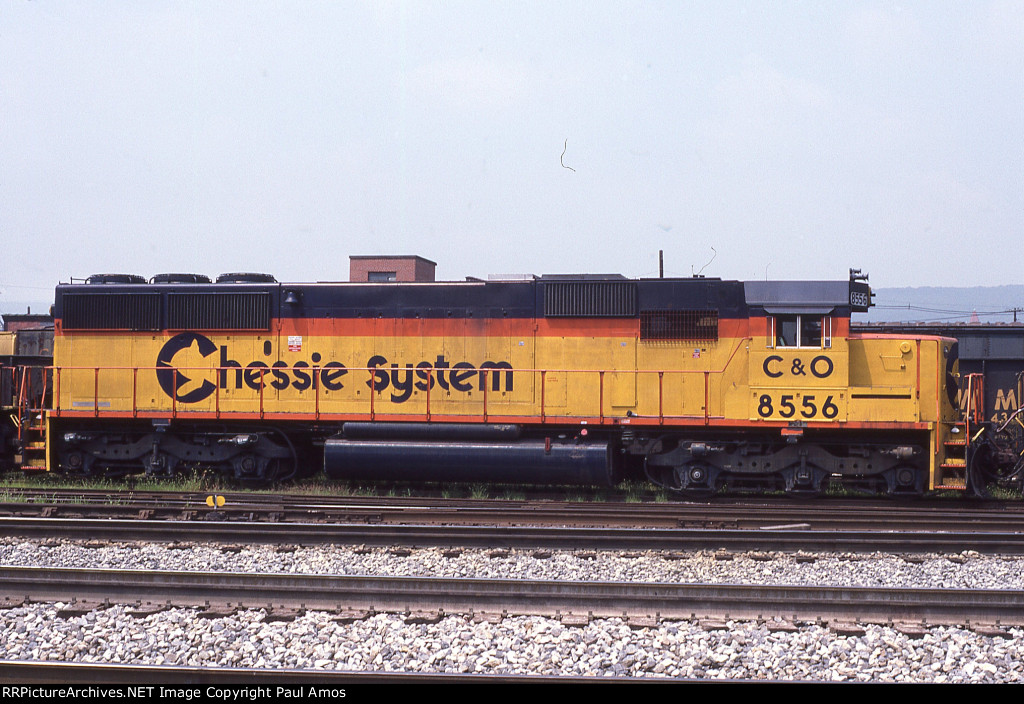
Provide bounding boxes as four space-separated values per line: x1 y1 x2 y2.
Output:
2 312 52 332
349 255 436 283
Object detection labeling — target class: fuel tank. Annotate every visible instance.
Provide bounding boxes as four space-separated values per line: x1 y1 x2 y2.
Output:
324 432 619 486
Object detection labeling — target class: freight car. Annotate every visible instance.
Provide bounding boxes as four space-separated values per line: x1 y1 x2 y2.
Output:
13 268 1010 497
855 322 1024 487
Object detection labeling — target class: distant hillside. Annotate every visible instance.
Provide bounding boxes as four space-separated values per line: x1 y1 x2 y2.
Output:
864 286 1024 324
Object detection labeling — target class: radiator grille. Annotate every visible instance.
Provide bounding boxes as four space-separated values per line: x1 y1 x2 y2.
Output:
544 282 637 317
62 293 161 331
168 292 271 330
640 309 719 341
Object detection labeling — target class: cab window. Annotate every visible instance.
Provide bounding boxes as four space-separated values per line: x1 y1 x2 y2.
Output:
773 315 828 348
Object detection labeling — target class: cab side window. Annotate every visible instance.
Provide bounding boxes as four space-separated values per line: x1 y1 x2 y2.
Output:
773 315 828 348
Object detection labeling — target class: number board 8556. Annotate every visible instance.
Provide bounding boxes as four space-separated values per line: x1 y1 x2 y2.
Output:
750 390 847 422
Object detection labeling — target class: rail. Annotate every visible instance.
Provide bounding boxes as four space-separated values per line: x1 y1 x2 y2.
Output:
5 565 1024 626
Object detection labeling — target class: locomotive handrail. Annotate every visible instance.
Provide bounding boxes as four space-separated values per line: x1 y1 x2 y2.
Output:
46 354 757 426
3 365 52 455
47 335 881 431
44 337 754 394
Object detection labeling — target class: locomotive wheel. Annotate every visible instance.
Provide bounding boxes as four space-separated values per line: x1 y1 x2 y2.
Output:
780 463 829 496
230 457 286 486
881 465 924 496
59 449 134 478
225 429 298 486
59 449 92 476
672 462 721 498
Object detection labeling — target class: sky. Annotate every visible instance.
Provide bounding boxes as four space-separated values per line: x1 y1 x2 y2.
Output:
1 1 1022 312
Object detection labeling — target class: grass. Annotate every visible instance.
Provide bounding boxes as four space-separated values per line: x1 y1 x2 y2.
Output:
6 465 1015 503
0 471 708 504
983 484 1023 501
0 490 25 503
468 483 491 500
824 480 855 497
0 469 232 495
623 481 647 503
127 473 223 493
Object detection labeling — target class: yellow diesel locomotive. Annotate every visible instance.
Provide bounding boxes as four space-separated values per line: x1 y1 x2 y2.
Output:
34 269 983 496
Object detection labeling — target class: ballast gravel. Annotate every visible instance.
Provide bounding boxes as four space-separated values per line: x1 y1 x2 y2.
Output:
2 537 1023 682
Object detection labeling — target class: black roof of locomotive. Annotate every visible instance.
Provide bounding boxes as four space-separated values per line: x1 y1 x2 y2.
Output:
54 275 866 327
